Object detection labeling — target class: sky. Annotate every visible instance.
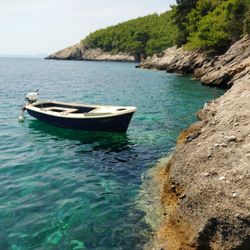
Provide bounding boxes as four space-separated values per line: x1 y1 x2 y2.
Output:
0 0 176 56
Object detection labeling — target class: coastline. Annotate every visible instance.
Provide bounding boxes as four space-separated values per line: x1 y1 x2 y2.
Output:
138 36 250 88
45 36 250 248
46 36 250 248
140 36 250 249
45 43 136 62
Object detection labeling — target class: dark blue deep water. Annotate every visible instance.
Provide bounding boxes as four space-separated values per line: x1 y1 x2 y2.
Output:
0 58 224 249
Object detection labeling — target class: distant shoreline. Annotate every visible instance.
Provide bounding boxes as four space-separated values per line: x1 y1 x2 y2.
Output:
45 44 136 62
0 55 47 58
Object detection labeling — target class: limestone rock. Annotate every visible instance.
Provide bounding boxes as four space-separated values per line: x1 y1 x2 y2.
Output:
149 74 250 250
46 43 135 62
138 36 250 88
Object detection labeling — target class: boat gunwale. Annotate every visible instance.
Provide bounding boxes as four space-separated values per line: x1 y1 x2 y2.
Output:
25 100 137 119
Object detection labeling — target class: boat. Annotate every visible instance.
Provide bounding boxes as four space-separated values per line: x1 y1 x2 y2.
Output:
21 92 137 133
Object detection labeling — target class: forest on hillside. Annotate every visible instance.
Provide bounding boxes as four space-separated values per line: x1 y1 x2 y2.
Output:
82 11 177 60
81 0 250 60
175 0 250 53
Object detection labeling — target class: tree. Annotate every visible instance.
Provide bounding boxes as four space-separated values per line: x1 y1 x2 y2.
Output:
185 0 250 53
81 11 177 58
244 9 250 34
174 0 198 46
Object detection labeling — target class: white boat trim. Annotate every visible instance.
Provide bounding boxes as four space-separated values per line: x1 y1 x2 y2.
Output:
25 100 137 119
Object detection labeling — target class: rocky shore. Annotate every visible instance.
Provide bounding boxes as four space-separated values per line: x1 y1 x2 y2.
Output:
45 43 135 62
138 36 250 88
47 37 250 249
143 36 250 249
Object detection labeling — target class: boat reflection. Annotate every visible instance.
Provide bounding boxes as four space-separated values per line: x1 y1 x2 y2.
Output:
28 120 132 152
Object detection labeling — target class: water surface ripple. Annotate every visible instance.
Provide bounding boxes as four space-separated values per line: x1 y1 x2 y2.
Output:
0 58 224 249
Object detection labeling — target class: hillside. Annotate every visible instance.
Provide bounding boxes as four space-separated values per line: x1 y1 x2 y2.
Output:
174 0 250 53
46 0 249 62
46 11 177 61
81 11 177 60
45 44 135 62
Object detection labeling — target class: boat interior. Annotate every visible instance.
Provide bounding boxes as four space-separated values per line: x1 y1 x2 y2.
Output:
34 101 129 115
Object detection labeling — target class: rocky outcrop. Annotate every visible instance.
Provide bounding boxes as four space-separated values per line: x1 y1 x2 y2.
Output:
45 43 135 62
139 36 250 87
141 36 250 250
146 73 250 250
138 46 207 74
46 44 83 60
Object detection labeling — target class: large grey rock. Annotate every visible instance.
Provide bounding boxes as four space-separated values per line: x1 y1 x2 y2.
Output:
146 74 250 250
138 36 250 87
139 46 208 73
45 44 82 60
45 43 135 62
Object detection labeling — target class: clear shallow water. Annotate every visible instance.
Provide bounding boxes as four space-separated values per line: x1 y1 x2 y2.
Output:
0 58 224 249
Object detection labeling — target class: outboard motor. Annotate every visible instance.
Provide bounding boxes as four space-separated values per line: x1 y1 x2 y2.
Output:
25 90 39 104
19 90 39 122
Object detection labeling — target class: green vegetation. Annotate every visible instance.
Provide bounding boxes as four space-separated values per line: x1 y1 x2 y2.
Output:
175 0 250 53
81 12 177 60
81 0 250 59
174 0 198 46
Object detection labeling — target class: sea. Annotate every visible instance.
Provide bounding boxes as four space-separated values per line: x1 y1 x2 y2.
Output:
0 58 224 250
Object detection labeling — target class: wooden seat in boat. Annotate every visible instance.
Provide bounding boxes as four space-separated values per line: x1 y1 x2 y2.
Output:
42 107 78 114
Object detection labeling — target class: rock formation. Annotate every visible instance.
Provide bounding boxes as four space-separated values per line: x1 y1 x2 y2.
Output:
148 73 250 250
139 36 250 88
141 36 250 249
45 43 135 62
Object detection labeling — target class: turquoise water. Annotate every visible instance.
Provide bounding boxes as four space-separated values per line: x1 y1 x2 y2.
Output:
0 58 224 250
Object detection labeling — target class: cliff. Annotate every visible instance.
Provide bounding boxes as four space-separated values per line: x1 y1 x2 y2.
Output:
143 37 250 249
138 36 250 88
45 43 135 62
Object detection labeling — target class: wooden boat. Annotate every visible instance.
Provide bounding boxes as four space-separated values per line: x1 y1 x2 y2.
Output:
23 94 137 132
